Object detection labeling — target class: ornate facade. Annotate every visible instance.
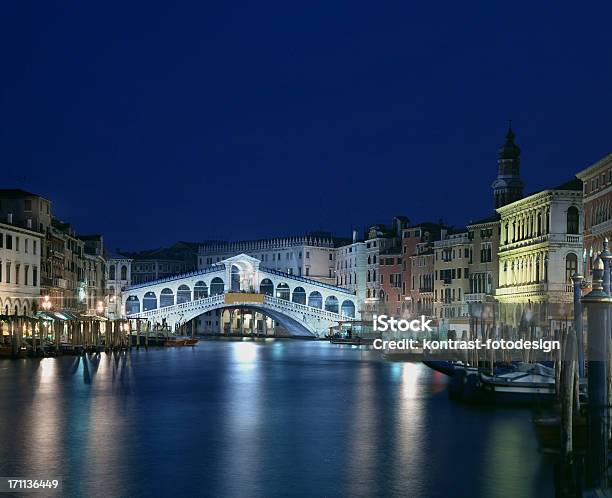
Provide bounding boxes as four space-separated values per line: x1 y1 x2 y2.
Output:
576 152 612 277
495 179 583 329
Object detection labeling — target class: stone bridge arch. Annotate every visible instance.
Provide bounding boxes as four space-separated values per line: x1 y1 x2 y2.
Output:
122 254 361 337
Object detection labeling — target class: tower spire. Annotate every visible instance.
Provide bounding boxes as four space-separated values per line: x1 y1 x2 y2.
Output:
491 124 524 209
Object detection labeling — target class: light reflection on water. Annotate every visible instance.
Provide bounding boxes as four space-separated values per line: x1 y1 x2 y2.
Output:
0 341 553 498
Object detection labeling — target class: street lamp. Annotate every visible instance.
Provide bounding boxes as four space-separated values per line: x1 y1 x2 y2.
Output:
42 296 52 311
96 300 104 315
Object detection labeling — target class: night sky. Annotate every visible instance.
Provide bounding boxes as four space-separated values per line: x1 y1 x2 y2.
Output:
2 2 611 251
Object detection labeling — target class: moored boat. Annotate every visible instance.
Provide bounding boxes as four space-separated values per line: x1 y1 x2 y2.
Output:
163 336 198 347
479 363 556 404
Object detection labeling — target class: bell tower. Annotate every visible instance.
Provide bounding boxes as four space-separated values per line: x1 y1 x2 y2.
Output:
492 124 524 208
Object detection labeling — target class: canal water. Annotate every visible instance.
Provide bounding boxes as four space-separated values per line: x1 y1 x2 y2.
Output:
0 340 554 498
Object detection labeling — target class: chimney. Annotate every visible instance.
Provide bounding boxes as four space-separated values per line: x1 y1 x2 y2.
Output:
352 230 358 243
7 213 13 224
26 218 32 229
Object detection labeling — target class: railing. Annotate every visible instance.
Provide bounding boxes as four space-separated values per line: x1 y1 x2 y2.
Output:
464 292 486 302
500 233 582 252
495 282 549 296
126 292 353 321
125 264 226 291
260 268 356 295
263 295 353 321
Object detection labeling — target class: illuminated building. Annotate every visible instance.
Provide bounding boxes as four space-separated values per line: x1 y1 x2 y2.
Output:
433 229 471 333
495 178 583 330
0 219 42 316
576 152 612 277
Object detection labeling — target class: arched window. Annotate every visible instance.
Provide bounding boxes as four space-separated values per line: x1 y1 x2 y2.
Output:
325 296 339 313
177 285 191 304
160 288 174 308
194 281 208 299
143 292 157 311
565 253 578 282
120 265 128 280
109 265 116 280
126 296 140 314
276 283 290 300
210 277 225 296
260 278 274 296
567 206 579 234
292 287 306 305
308 291 322 309
341 300 355 317
231 265 241 292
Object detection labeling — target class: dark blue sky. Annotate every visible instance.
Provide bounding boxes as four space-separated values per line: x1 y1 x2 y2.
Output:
2 2 611 251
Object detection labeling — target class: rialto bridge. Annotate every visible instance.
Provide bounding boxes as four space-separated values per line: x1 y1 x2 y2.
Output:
121 254 360 337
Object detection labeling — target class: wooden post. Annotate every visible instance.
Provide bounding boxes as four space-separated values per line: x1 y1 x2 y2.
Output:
572 274 585 378
581 257 610 490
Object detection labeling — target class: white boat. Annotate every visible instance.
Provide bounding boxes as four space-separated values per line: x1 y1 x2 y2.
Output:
479 363 556 404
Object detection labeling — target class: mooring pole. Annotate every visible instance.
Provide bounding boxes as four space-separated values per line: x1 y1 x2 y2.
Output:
581 257 610 489
572 273 585 378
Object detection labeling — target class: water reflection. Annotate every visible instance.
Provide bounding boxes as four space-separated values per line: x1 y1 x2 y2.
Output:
0 342 553 498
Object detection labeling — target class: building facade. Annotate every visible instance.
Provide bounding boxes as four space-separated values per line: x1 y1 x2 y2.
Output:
576 152 612 277
106 255 133 319
465 215 500 305
495 179 583 330
402 223 444 318
433 230 471 324
334 234 367 303
363 217 408 319
80 235 106 315
48 220 87 312
378 247 403 316
0 220 42 316
198 233 345 284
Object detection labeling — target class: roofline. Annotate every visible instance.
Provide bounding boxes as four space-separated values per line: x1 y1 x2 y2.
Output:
496 185 582 213
576 152 612 180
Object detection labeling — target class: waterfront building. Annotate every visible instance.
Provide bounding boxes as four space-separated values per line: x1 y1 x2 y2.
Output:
122 242 199 285
495 178 583 330
0 189 52 234
0 189 94 313
363 217 408 319
409 246 435 318
576 152 612 277
334 231 367 303
0 220 42 316
48 220 87 312
433 230 471 332
80 235 107 315
106 254 132 319
403 222 445 318
198 232 348 285
465 214 500 305
378 246 403 316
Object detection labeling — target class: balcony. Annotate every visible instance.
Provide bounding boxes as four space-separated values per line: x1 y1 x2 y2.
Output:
465 292 487 303
499 233 582 252
53 277 67 289
496 282 548 297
